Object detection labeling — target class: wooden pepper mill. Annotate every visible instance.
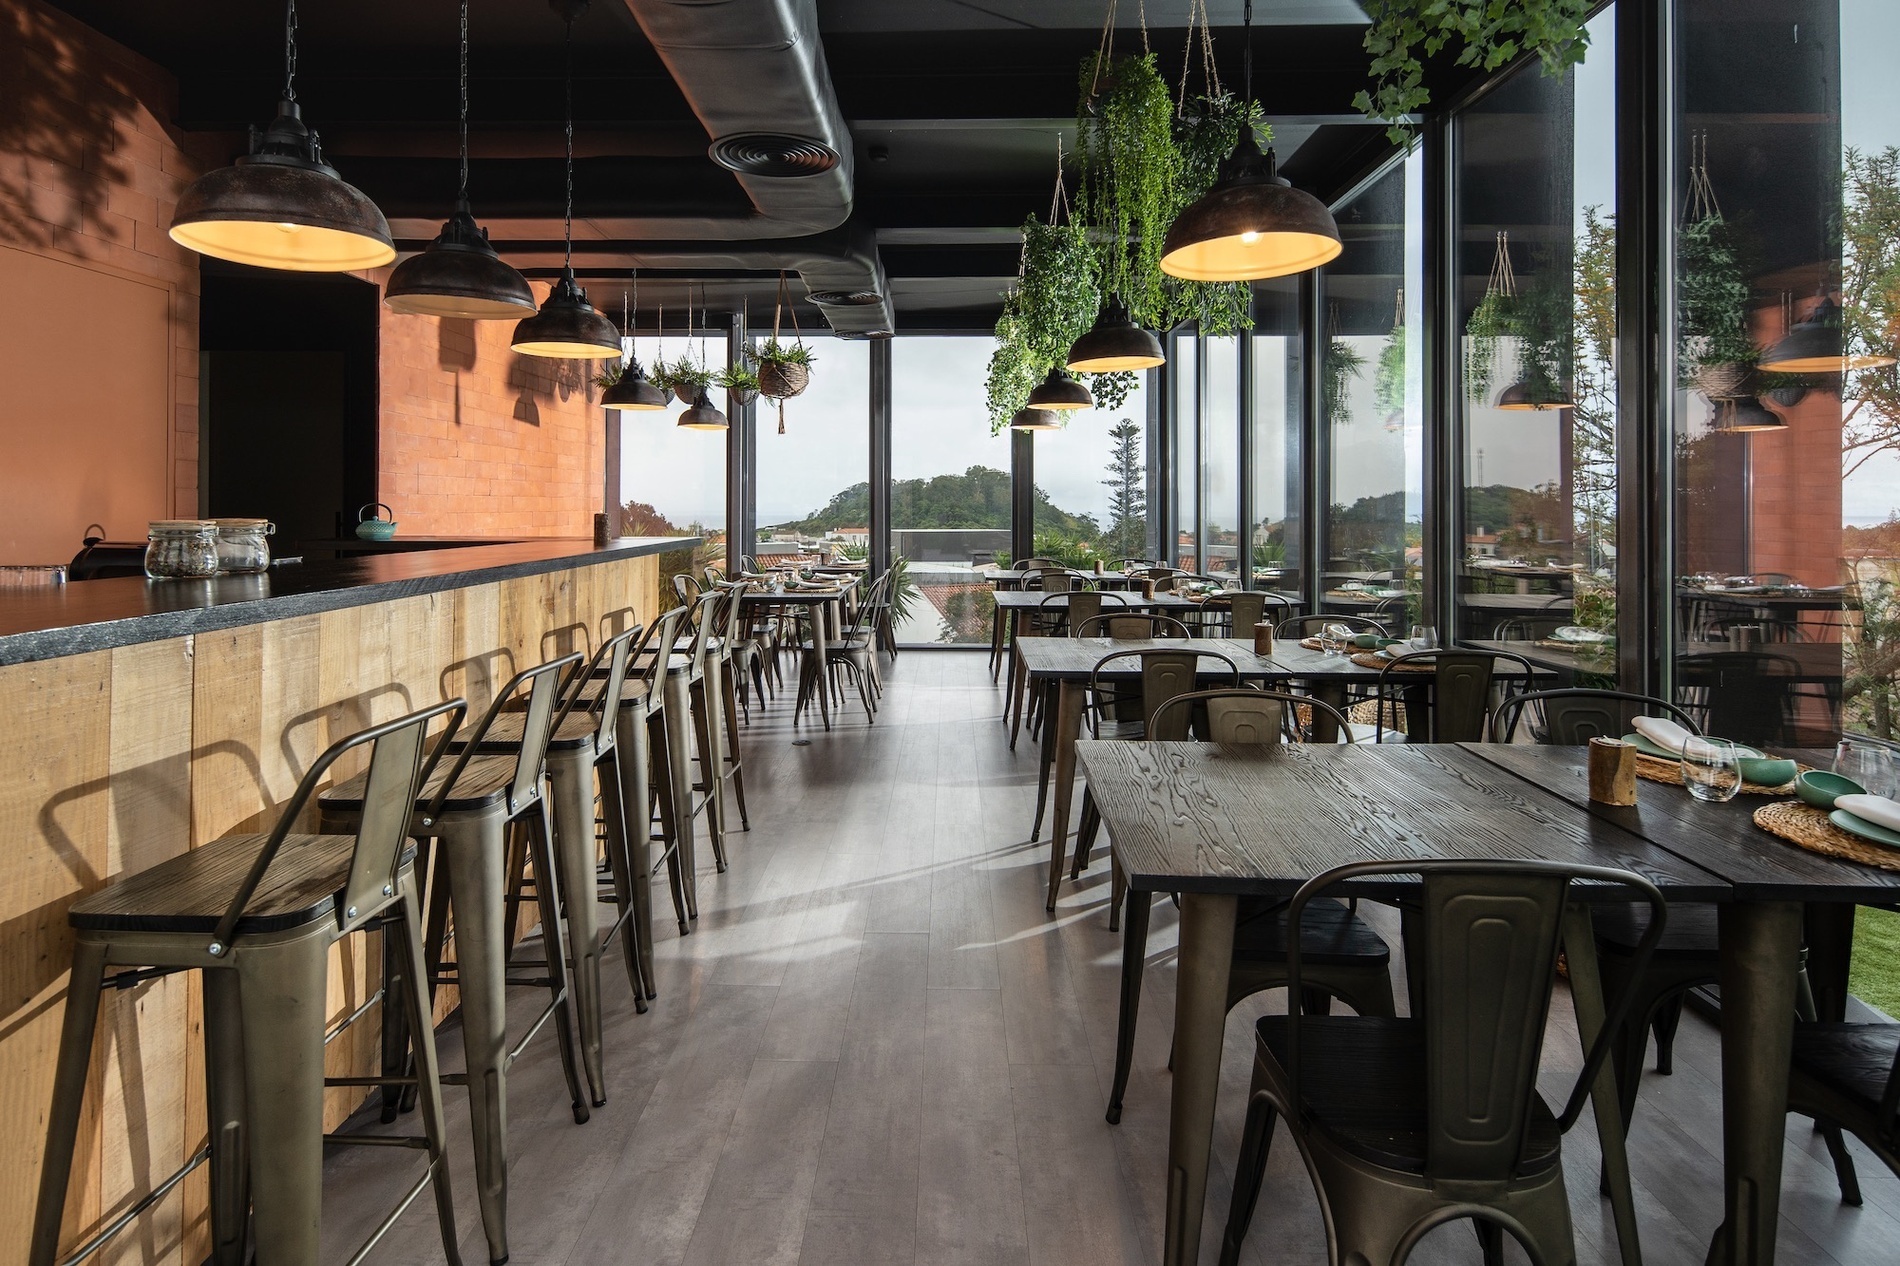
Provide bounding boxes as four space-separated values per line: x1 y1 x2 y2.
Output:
1588 737 1638 805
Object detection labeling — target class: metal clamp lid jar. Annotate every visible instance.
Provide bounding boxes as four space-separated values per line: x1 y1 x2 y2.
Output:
211 518 274 574
144 521 220 580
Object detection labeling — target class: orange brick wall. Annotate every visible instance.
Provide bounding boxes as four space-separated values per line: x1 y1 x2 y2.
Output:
374 295 607 537
0 0 206 538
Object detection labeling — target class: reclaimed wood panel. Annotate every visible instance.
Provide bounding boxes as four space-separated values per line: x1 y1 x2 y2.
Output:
1 550 659 1265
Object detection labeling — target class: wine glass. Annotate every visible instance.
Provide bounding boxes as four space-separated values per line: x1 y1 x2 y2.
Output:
1835 739 1899 798
1681 738 1743 802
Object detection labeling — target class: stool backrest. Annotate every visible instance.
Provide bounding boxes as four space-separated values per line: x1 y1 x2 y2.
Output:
209 698 467 954
635 605 691 697
1492 688 1699 745
555 625 639 753
429 652 584 822
1282 859 1665 1183
673 573 703 606
1090 647 1241 729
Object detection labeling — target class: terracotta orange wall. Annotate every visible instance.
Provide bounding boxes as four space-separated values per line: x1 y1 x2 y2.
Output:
0 0 204 559
374 295 607 537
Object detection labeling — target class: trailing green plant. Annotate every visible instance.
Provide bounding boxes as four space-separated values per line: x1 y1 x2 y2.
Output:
1076 53 1178 329
1677 214 1755 391
1463 287 1513 401
1374 322 1408 416
593 360 627 390
1324 340 1367 430
985 216 1099 433
1089 369 1138 412
1163 91 1262 335
1354 0 1595 146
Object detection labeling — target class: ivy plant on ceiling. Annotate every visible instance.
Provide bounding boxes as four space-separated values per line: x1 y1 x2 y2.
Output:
1354 0 1595 146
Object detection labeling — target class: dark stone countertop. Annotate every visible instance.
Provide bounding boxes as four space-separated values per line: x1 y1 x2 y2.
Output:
0 537 701 667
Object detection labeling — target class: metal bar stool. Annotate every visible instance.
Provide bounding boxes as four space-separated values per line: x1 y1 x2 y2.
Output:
677 592 732 872
633 604 706 924
320 654 585 1266
711 582 752 828
32 702 467 1266
449 627 645 1111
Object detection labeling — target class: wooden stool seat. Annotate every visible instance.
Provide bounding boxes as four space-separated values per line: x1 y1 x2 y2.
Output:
323 752 516 813
69 832 411 936
450 710 614 753
570 677 653 709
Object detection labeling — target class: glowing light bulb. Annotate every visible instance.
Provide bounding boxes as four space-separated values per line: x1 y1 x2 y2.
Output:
1240 230 1260 245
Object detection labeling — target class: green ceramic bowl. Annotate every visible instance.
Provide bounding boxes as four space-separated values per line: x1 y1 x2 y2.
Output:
1795 770 1865 809
1350 632 1381 649
1737 757 1798 788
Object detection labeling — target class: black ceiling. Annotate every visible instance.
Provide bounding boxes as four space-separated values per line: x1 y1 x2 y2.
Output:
49 0 1431 331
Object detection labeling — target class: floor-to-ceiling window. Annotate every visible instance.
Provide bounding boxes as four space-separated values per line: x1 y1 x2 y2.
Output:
1670 0 1898 746
1320 152 1425 628
617 321 729 605
1170 332 1200 568
890 334 1014 644
1453 6 1618 668
1250 279 1304 597
752 334 871 568
1201 335 1241 577
1028 376 1152 567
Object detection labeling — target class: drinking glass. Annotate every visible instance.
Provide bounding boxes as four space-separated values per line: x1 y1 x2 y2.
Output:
1409 624 1439 649
1681 738 1743 802
1835 739 1900 799
1321 622 1352 657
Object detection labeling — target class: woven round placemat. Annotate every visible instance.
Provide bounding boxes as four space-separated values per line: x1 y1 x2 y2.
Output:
1351 652 1432 673
1754 800 1900 872
1633 751 1802 796
1300 637 1325 650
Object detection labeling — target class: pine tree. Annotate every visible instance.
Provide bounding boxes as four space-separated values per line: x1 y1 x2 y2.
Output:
1101 418 1147 560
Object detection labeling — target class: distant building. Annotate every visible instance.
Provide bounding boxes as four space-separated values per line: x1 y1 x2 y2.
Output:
1467 528 1500 558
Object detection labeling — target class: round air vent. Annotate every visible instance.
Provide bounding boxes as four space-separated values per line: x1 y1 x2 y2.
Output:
708 134 840 177
807 289 884 306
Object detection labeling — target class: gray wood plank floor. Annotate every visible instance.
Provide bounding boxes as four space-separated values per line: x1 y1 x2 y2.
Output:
321 651 1900 1265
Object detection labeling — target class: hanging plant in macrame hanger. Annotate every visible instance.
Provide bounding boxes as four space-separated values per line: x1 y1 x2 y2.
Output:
717 296 762 406
757 271 815 434
1465 231 1518 401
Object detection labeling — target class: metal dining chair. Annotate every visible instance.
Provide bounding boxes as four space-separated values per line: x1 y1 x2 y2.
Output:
1276 613 1388 639
1102 690 1390 1127
1073 611 1193 640
1219 859 1667 1266
1361 646 1537 743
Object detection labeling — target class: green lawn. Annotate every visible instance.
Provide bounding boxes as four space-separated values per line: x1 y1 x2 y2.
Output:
1850 906 1900 1019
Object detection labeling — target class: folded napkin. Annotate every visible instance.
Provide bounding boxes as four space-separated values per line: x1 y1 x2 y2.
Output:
1836 794 1900 832
1632 716 1695 755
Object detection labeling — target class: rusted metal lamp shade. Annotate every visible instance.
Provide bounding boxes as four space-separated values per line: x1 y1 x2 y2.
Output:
677 387 729 431
1027 367 1094 410
1159 131 1341 282
1009 407 1063 431
170 101 395 272
1713 396 1786 432
1496 379 1572 411
385 203 535 318
1065 303 1165 373
511 268 622 359
601 357 669 410
1760 293 1897 373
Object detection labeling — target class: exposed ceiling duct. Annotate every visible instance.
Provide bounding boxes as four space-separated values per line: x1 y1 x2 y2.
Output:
611 0 894 334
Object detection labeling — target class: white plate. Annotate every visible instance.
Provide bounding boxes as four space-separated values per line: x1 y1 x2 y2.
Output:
1552 626 1613 645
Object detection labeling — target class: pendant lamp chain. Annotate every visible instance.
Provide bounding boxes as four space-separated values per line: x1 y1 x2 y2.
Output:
283 0 299 101
458 0 470 203
563 15 575 272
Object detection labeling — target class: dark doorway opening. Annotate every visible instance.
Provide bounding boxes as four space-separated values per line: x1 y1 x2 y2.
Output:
199 265 379 553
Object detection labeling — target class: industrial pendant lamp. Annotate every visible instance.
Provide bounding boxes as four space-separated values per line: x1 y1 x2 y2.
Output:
1713 396 1786 433
169 0 394 271
601 273 668 410
1158 0 1340 282
1066 301 1166 373
511 6 621 359
1759 290 1897 374
1027 367 1094 410
385 0 535 317
1010 407 1063 431
677 287 729 431
1495 379 1571 411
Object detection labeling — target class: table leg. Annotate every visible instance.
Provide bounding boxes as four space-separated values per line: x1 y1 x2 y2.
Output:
1562 904 1642 1266
1009 613 1030 748
1804 904 1855 1023
813 600 833 730
1708 901 1804 1266
1165 892 1237 1266
1309 682 1348 743
1107 888 1154 1124
1044 679 1085 911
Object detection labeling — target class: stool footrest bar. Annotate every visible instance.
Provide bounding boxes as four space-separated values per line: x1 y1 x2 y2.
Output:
56 1144 209 1266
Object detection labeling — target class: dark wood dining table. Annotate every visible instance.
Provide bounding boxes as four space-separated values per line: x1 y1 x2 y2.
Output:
1078 739 1900 1266
736 578 857 729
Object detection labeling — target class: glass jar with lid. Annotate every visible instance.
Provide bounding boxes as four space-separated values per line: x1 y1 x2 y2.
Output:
212 518 274 574
144 521 220 579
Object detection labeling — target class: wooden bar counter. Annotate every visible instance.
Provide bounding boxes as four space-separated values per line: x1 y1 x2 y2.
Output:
0 537 694 1265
